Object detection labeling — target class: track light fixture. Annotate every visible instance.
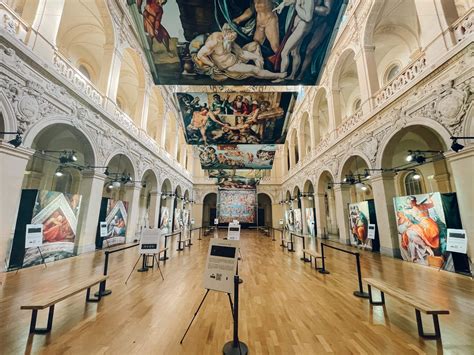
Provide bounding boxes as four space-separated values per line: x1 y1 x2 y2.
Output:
1 131 23 148
449 136 472 152
55 166 64 177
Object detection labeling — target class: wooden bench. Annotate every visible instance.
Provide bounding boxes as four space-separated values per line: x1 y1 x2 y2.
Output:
302 249 323 269
21 275 108 334
364 278 450 339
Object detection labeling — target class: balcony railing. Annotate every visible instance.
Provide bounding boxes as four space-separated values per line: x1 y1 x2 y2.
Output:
0 3 30 42
336 108 363 137
452 8 473 43
374 55 427 108
52 51 105 108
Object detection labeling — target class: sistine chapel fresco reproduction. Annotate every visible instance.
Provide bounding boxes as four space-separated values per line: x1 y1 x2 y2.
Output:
198 144 276 169
128 0 347 85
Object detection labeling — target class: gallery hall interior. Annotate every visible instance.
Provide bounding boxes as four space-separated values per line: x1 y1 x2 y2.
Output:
0 0 473 354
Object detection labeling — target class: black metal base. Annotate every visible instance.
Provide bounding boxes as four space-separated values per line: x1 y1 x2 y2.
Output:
318 269 330 274
94 289 112 297
222 341 248 355
159 256 169 261
238 278 243 284
416 310 441 339
353 291 370 299
137 267 149 272
301 257 311 262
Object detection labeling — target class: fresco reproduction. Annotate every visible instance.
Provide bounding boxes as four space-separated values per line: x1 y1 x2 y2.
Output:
208 169 264 179
348 201 371 250
176 92 296 145
128 0 346 85
23 191 82 267
198 144 276 169
218 177 259 189
393 193 452 270
102 200 129 248
218 189 256 223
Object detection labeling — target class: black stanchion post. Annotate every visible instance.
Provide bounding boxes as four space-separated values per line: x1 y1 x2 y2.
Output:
318 243 330 274
198 227 202 240
223 275 248 355
353 253 370 298
160 235 169 261
300 235 310 262
272 228 275 241
288 233 295 252
95 252 112 297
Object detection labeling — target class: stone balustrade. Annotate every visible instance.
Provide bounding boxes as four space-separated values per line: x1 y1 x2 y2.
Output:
452 8 473 43
374 55 427 108
52 51 105 108
0 3 30 42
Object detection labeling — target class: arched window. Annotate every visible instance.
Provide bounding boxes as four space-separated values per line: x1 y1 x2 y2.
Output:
78 65 91 80
404 171 423 195
385 64 401 84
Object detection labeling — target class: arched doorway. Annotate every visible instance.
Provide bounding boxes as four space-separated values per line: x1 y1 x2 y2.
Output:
173 185 183 231
316 171 337 239
202 192 217 227
257 193 273 227
159 178 173 234
138 169 158 229
303 180 316 236
98 153 136 248
292 186 302 233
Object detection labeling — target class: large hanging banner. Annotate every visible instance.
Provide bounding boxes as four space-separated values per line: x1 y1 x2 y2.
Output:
128 0 346 86
182 209 190 229
393 192 460 271
22 191 82 267
199 145 276 170
218 189 256 223
160 206 173 234
102 200 129 248
305 208 315 237
285 209 294 232
176 92 296 145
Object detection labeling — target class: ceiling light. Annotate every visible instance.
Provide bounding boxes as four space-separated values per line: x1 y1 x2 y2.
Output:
108 183 114 189
361 186 368 191
413 173 421 180
112 181 121 188
71 152 78 161
55 167 64 177
355 182 365 190
406 152 414 162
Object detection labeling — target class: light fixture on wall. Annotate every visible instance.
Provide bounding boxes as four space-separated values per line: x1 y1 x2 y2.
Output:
405 150 444 164
412 173 421 180
1 130 23 148
450 136 473 152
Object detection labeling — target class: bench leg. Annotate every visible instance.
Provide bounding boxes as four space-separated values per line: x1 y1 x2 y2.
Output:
29 305 55 334
368 285 385 305
86 287 101 302
415 310 441 339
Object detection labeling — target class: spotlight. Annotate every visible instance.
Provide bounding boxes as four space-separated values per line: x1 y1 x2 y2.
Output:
342 177 347 183
104 168 110 176
108 183 114 189
55 167 64 177
71 152 78 162
414 155 426 164
7 134 22 148
413 173 421 180
364 170 371 179
355 182 365 190
451 139 464 152
406 151 414 162
112 181 121 188
361 185 368 191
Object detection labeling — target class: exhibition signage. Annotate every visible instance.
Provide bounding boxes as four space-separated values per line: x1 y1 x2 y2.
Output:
139 229 161 254
203 239 239 294
227 223 241 241
279 219 283 225
367 224 376 240
25 224 43 248
99 222 108 237
191 218 195 225
446 229 467 254
214 218 219 225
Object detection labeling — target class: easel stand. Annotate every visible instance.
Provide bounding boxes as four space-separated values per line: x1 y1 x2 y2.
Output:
223 275 248 355
125 253 164 284
16 246 47 274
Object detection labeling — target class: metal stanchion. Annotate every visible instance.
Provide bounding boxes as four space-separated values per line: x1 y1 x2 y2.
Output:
223 275 248 355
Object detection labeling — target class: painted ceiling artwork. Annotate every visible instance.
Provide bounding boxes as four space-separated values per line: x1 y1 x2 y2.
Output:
208 169 265 179
198 145 276 170
175 91 296 145
127 0 347 86
218 177 259 189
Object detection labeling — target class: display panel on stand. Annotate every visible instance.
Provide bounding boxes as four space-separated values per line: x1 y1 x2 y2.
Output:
348 200 380 251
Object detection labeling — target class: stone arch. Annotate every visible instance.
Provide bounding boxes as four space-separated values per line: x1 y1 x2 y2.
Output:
299 111 311 158
0 92 17 139
103 150 137 179
202 192 217 227
337 151 372 182
257 192 273 227
312 86 330 144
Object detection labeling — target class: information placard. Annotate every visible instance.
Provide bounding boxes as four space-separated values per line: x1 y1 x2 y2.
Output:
140 229 161 254
279 219 284 225
214 218 219 225
446 229 467 254
100 222 108 237
203 239 239 294
227 223 241 241
25 224 43 248
191 218 195 225
367 224 376 240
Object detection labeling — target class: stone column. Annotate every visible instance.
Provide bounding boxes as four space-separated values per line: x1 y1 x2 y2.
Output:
160 112 169 149
136 85 150 131
414 0 458 63
354 45 380 112
327 88 341 131
75 171 107 254
334 185 350 244
148 190 160 228
314 193 327 237
288 143 296 169
446 148 474 258
29 0 66 60
99 44 123 100
0 143 34 270
370 172 400 257
124 183 142 241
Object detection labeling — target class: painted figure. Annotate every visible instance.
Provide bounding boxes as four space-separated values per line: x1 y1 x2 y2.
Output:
142 0 174 56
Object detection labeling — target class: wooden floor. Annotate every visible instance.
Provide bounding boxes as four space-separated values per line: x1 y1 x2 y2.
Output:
1 230 473 354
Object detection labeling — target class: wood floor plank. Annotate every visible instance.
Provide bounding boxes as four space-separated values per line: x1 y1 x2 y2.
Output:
0 230 473 354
